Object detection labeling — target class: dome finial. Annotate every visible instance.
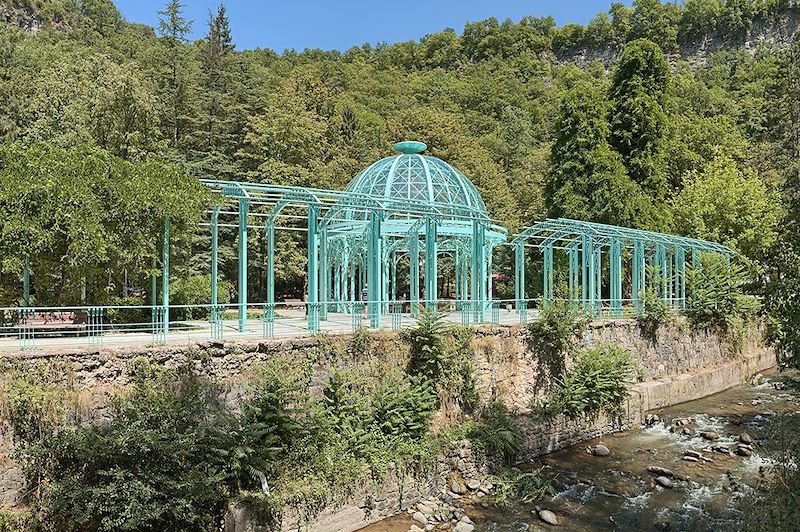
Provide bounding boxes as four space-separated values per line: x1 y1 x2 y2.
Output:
393 140 427 154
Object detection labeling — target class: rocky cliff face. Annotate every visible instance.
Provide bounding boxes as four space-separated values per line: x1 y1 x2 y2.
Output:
557 11 800 69
0 1 46 34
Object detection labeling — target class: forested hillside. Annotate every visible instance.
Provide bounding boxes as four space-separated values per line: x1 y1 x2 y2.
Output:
0 0 798 358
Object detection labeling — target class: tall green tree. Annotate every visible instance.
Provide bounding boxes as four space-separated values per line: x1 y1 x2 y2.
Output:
188 4 249 179
765 41 800 368
545 80 650 227
156 0 193 152
608 38 670 217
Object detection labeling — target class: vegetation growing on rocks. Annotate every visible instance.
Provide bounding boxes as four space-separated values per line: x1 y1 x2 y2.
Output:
533 344 640 421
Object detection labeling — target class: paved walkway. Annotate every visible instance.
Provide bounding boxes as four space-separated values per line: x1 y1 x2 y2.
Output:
0 308 535 353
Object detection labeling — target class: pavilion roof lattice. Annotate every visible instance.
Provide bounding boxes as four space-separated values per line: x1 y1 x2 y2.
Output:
511 218 735 256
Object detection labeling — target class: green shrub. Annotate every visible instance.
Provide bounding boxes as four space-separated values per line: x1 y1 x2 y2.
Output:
538 344 638 420
637 287 671 339
13 368 236 531
406 309 479 411
406 307 448 381
487 467 556 507
527 299 589 356
685 255 759 331
468 400 523 465
371 373 436 440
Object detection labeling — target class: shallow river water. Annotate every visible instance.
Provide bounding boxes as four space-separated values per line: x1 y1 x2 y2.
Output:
366 370 800 532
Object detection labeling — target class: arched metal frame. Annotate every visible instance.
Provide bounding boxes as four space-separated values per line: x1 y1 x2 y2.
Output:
199 178 507 332
511 218 735 317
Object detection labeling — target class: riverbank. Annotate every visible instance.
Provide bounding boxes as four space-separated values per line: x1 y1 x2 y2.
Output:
0 318 776 531
438 369 799 531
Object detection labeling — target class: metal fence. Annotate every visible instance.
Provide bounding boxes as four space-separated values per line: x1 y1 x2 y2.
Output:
0 297 681 352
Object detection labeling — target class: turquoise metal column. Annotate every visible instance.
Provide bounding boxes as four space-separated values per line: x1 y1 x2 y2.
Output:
390 252 397 304
333 258 341 311
319 224 328 321
594 246 602 314
381 247 389 314
610 239 622 316
266 222 275 306
675 246 686 309
632 241 645 315
543 244 553 304
657 243 668 302
211 207 219 310
151 257 157 307
568 244 579 300
454 247 460 305
485 245 493 305
582 234 595 312
368 210 383 327
460 250 469 311
514 243 525 311
237 199 249 333
425 217 438 309
162 215 170 333
22 256 30 306
307 204 320 331
470 219 484 320
410 236 420 313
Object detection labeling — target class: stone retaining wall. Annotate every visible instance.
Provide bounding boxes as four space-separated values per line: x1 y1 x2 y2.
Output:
0 319 777 530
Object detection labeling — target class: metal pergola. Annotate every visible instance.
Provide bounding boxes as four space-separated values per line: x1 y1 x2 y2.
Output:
189 175 507 333
5 144 739 351
512 218 735 316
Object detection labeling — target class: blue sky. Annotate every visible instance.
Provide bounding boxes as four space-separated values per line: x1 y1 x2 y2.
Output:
114 0 627 52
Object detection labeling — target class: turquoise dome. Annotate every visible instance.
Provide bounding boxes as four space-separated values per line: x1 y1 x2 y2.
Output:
344 141 487 214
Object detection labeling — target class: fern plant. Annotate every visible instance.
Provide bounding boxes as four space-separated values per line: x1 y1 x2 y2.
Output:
406 307 448 381
542 344 638 420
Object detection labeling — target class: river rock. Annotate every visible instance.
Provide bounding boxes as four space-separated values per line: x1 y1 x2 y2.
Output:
451 481 466 495
417 502 434 514
467 479 481 491
645 413 660 425
656 476 674 488
681 427 693 436
453 523 474 532
711 444 732 455
593 444 610 456
736 446 753 457
412 512 427 525
684 450 703 459
409 526 423 532
700 430 720 441
537 509 559 526
647 465 674 477
739 433 753 444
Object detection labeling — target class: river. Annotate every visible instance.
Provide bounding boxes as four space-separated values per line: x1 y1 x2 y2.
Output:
365 369 800 532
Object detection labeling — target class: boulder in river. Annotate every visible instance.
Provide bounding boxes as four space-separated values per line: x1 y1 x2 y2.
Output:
656 476 674 488
451 481 466 495
739 433 753 444
700 430 720 441
736 446 753 457
682 455 700 462
593 444 610 456
466 479 480 491
647 465 674 477
537 509 559 526
684 450 703 459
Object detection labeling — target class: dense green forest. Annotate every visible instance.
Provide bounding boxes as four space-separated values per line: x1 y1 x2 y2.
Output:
1 2 800 529
0 0 799 360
